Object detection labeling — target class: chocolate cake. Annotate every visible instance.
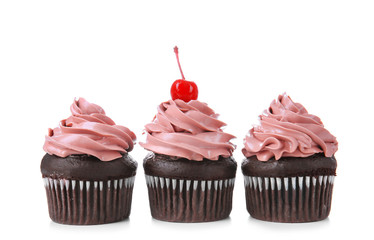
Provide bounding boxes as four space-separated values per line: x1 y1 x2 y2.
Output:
41 153 137 181
242 154 337 178
144 153 236 222
144 153 236 180
242 154 336 223
41 154 137 225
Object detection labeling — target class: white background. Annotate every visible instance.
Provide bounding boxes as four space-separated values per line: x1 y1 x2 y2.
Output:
1 0 373 239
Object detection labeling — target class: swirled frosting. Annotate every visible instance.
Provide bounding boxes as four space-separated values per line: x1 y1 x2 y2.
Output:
140 99 235 161
43 98 136 161
242 93 338 161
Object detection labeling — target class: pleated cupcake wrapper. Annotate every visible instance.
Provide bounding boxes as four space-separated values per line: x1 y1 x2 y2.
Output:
43 176 135 225
145 175 235 222
243 175 335 223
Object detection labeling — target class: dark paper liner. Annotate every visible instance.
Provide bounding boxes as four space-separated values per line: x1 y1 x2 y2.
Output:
243 175 335 223
145 175 235 222
42 176 135 225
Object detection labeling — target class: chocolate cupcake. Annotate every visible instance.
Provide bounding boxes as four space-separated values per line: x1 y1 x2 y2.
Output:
41 98 137 225
241 93 338 223
140 99 237 222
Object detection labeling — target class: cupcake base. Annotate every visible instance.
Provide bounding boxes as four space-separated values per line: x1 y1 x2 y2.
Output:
243 175 335 223
145 175 235 222
43 176 135 225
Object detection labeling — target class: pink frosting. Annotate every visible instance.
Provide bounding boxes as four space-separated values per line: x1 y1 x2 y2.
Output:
242 93 338 161
43 98 136 161
140 99 235 161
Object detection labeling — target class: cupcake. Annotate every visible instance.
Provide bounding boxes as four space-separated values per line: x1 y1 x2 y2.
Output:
242 93 338 223
41 98 137 225
140 47 237 222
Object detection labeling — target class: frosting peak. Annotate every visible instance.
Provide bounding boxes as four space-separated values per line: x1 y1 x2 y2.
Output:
242 93 338 161
43 98 136 161
140 99 235 161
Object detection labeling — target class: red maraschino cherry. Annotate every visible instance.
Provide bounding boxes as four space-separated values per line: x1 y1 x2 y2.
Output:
170 46 198 102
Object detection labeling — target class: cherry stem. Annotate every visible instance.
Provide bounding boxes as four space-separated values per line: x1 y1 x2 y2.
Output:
174 46 185 80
